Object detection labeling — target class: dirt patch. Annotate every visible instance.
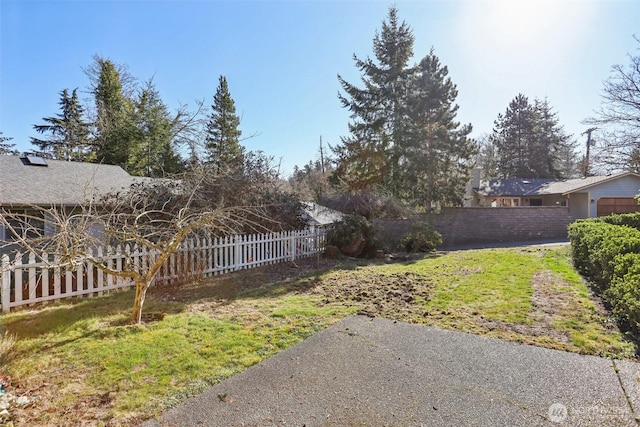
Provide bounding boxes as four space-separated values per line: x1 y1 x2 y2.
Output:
307 270 433 321
188 265 436 323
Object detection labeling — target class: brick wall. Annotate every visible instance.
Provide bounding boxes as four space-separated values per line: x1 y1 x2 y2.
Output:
375 207 575 249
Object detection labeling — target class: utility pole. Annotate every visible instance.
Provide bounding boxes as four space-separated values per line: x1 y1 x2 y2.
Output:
319 136 326 176
582 127 597 177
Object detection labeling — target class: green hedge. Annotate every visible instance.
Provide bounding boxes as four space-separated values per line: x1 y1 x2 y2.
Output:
608 253 640 335
569 213 640 335
568 220 640 290
594 212 640 230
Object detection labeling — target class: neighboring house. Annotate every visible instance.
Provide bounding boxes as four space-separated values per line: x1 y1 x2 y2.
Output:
0 155 342 246
300 202 344 229
468 172 640 218
0 154 147 243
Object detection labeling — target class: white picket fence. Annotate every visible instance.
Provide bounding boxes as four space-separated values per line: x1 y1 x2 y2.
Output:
0 228 326 313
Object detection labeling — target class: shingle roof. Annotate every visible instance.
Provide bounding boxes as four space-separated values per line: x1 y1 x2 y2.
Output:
537 173 640 194
300 202 344 226
474 172 640 197
475 178 553 196
0 155 147 206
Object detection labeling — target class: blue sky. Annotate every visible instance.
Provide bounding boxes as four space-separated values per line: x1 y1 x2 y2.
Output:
1 0 639 176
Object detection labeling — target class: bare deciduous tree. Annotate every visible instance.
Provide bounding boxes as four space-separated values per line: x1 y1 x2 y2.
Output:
587 36 640 173
1 166 304 324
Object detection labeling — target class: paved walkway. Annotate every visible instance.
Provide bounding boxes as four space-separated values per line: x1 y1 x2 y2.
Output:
144 315 640 426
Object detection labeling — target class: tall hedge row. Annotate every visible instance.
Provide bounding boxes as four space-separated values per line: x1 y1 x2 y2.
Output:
593 212 640 230
568 216 640 335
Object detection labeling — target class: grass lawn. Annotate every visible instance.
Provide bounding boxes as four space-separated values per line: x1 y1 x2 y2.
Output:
0 244 636 426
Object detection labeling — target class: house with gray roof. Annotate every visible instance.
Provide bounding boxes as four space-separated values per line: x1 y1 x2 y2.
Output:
469 172 640 218
300 202 344 228
0 154 147 242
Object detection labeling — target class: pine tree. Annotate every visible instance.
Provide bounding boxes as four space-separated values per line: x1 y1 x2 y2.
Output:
334 7 475 208
334 6 415 193
490 94 577 178
129 80 184 177
205 75 243 173
477 135 499 179
91 56 139 169
402 52 476 208
490 94 537 178
0 131 17 156
532 98 574 178
31 88 91 161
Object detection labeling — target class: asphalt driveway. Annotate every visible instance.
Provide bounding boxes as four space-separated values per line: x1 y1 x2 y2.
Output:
144 315 640 427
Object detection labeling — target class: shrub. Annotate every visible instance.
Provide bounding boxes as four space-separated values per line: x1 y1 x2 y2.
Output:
596 212 640 230
400 222 442 253
607 253 640 335
568 220 640 290
326 214 379 257
569 216 640 337
567 220 593 274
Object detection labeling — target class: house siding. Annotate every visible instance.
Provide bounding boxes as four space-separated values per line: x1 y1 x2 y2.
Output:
568 192 589 219
580 175 640 217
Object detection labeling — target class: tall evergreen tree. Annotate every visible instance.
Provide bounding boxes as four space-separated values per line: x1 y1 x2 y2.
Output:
91 56 139 169
490 94 576 178
205 75 243 173
490 94 537 178
476 135 499 179
334 7 475 208
0 131 17 156
129 80 184 177
402 52 476 208
31 88 91 161
334 6 415 193
532 98 574 178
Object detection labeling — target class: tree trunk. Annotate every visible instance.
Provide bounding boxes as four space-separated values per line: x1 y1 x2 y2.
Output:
131 279 151 324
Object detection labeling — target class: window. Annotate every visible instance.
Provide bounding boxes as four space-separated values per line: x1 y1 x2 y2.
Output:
1 210 45 242
529 199 543 206
20 155 48 166
497 198 521 207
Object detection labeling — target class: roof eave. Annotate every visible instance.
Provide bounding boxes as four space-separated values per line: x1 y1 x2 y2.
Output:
562 172 640 195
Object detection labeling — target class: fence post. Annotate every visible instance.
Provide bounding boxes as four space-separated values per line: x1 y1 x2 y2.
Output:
290 230 297 262
53 254 61 296
42 251 49 298
28 251 37 301
96 246 104 296
234 234 241 271
13 252 22 305
1 254 10 313
85 248 93 295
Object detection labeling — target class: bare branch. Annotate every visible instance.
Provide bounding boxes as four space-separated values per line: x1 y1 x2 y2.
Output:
1 162 306 323
587 37 640 172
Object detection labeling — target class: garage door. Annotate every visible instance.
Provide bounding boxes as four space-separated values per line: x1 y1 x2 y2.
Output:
597 197 640 216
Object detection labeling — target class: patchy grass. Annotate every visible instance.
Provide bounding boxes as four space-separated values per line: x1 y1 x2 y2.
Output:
0 245 635 426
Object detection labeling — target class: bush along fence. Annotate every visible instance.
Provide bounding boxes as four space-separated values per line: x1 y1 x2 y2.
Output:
0 228 326 313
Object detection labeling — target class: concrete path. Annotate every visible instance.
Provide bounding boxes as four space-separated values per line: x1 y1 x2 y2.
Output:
144 315 640 427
